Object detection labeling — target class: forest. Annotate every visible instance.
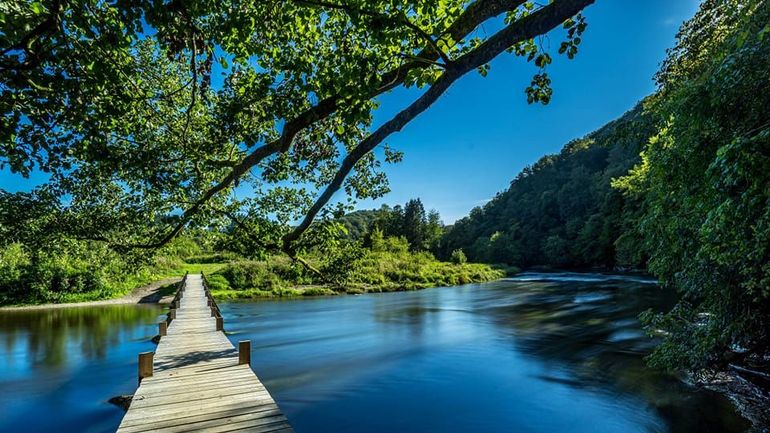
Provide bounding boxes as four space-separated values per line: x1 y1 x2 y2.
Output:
439 103 652 269
1 0 768 403
441 0 770 373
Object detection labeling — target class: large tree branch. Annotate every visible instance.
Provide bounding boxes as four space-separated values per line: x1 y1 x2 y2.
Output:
139 0 529 248
133 141 283 248
282 0 595 250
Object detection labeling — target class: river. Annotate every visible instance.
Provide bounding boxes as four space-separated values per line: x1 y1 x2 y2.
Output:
0 273 750 432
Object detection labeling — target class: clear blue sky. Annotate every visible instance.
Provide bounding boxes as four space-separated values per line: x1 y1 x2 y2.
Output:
0 1 701 223
358 0 701 222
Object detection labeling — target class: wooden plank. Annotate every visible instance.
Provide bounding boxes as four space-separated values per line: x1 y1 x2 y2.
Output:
120 398 280 426
118 407 283 433
116 274 295 433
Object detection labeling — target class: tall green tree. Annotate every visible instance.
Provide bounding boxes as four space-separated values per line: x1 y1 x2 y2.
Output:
615 0 770 372
402 198 427 251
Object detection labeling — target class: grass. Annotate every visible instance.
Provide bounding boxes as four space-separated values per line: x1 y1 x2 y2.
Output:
0 238 514 306
207 250 516 301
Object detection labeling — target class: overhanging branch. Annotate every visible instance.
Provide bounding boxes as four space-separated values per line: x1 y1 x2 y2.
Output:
135 0 531 249
282 0 595 249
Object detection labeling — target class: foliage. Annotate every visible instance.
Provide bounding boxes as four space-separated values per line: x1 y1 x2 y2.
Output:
450 249 467 265
211 237 510 298
0 0 594 264
0 234 214 305
336 209 383 240
203 273 230 292
441 104 655 269
615 0 770 372
339 199 444 252
320 241 367 286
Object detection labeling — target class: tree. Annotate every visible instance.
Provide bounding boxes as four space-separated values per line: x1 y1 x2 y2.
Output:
366 198 444 252
615 0 770 372
1 0 595 268
402 198 427 250
440 104 653 268
425 209 444 252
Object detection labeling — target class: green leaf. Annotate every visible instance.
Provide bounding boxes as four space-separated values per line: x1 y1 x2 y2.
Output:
29 2 46 14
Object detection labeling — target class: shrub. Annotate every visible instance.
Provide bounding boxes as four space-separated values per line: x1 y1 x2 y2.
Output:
186 253 235 264
205 273 230 291
372 236 409 254
450 249 467 265
321 242 367 286
0 243 29 287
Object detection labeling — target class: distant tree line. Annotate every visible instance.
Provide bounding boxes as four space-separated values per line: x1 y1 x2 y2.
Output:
338 199 444 253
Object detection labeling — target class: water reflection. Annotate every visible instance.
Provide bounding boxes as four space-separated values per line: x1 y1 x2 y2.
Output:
0 276 750 433
0 305 162 432
223 274 749 433
486 279 743 433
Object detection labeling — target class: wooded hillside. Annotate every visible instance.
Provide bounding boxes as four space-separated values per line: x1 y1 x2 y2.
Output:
440 103 654 269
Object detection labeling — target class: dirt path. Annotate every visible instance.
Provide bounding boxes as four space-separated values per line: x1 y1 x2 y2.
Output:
0 277 182 311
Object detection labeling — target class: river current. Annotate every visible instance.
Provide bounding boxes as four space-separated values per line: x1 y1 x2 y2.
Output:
0 272 749 432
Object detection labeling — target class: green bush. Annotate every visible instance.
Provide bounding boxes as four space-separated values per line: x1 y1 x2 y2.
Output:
372 235 410 254
450 249 467 265
0 229 230 306
205 273 230 291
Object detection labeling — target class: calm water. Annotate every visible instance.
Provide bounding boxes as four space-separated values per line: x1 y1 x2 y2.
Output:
0 305 163 432
0 273 750 432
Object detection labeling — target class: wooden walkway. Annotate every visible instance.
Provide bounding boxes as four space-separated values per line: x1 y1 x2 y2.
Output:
117 274 295 433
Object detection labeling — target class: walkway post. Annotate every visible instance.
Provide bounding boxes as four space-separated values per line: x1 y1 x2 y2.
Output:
138 352 154 384
159 321 167 336
238 341 251 366
216 316 224 331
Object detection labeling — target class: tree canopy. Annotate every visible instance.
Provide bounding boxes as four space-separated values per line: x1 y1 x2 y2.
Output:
1 0 595 264
615 0 770 372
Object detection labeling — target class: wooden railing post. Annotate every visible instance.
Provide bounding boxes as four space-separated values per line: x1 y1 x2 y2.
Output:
139 352 154 384
159 321 167 337
238 340 251 366
169 308 176 321
216 316 224 331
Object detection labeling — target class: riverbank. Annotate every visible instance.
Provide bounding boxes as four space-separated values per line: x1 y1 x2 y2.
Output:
205 253 513 301
0 278 181 310
209 279 501 300
706 370 770 433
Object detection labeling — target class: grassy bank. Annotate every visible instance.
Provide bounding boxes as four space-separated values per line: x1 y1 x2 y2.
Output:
0 233 512 306
206 250 514 301
0 236 229 306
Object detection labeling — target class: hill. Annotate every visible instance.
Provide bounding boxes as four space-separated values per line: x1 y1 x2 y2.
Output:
440 103 654 269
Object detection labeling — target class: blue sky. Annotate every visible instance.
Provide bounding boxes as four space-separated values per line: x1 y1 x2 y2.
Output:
357 0 701 222
0 1 701 223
